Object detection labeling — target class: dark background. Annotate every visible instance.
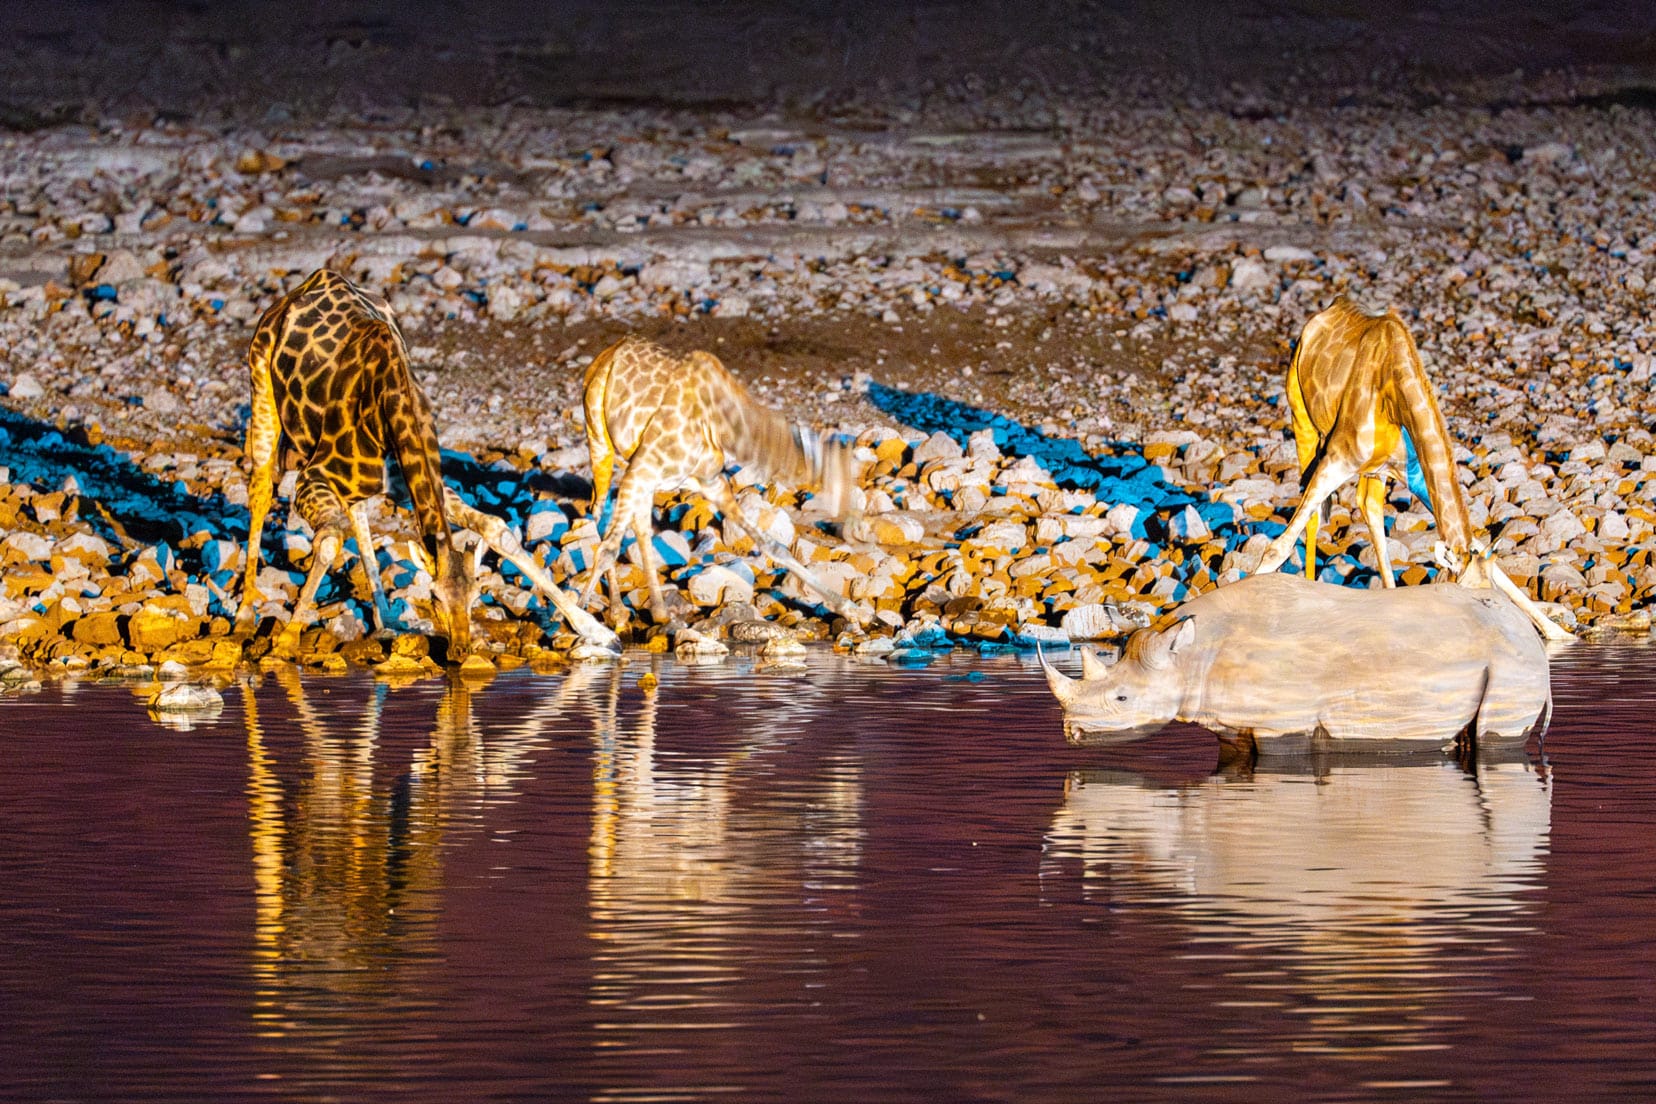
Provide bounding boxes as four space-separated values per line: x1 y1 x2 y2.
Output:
3 1 1656 122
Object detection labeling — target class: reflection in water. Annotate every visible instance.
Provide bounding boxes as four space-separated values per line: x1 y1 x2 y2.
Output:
1044 754 1552 1060
241 667 569 1075
581 663 864 1089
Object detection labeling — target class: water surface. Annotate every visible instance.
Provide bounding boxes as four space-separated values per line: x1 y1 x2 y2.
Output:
3 645 1655 1102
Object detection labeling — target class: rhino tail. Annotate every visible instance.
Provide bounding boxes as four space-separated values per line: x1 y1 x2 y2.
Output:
1458 664 1494 757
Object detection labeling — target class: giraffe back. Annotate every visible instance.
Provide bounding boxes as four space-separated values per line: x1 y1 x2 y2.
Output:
584 336 856 505
1288 298 1472 552
250 270 454 558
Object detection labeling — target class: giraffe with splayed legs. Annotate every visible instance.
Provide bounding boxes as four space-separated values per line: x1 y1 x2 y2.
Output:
237 269 617 659
1253 296 1569 641
579 336 863 628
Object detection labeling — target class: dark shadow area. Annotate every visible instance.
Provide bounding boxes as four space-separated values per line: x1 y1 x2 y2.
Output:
0 406 246 550
867 381 1240 543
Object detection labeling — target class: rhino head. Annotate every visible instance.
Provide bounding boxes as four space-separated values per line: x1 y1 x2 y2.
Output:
1041 618 1196 745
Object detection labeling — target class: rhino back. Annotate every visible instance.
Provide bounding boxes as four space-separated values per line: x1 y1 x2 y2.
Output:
1173 575 1546 748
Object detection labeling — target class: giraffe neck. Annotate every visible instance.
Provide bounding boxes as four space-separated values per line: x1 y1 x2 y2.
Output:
1385 322 1474 555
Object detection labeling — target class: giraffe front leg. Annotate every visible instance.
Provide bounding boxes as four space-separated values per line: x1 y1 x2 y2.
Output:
1254 454 1358 578
627 514 676 625
347 498 404 636
709 482 864 625
442 489 618 649
1357 474 1396 587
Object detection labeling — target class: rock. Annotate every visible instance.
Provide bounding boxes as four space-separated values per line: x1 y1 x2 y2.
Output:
148 682 224 713
2 531 53 562
9 374 44 401
1594 609 1652 633
142 389 180 414
729 620 795 643
673 627 729 660
687 563 756 607
1228 257 1274 291
1263 245 1317 263
374 654 428 677
1541 510 1587 544
459 654 497 678
847 513 926 546
570 640 621 661
127 606 186 652
912 431 965 464
1523 142 1573 165
70 612 123 647
1062 602 1149 640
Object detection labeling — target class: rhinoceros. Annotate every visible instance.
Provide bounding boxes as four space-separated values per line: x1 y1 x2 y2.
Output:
1042 572 1551 754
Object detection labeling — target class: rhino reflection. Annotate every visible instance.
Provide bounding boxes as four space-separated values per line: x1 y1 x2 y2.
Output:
582 663 864 1051
242 668 567 1050
1044 755 1551 1055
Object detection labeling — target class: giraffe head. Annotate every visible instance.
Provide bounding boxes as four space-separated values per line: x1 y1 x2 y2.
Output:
813 433 864 520
425 537 481 661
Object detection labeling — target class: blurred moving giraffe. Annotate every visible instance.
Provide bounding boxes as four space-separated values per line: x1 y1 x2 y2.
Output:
1253 296 1570 641
238 268 617 657
579 335 863 627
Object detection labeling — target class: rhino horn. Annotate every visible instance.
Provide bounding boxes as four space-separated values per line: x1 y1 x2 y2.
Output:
1038 643 1082 706
1080 646 1115 681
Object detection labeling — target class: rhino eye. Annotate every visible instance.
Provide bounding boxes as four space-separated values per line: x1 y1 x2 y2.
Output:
1115 693 1128 702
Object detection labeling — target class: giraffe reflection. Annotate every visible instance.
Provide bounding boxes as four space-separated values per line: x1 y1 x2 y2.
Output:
1043 754 1552 1058
242 668 569 1052
580 661 865 1057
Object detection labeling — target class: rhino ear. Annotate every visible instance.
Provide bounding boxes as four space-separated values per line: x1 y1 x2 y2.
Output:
1144 617 1196 670
1079 646 1116 681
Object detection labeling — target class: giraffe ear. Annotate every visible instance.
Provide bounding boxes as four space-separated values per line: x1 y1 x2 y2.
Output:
470 536 487 578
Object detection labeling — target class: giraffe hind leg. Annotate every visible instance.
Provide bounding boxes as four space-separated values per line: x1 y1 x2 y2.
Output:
278 523 347 657
277 473 355 655
1357 473 1397 587
237 348 282 628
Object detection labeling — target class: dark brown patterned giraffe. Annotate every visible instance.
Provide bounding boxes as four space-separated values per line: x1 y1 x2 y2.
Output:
579 335 862 627
237 269 616 658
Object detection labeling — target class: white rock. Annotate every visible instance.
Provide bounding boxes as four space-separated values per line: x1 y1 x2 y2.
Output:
637 259 711 291
1061 603 1146 641
142 389 180 413
1541 509 1587 543
687 564 756 607
2 532 53 562
674 628 729 660
1228 257 1275 291
912 431 964 464
148 682 224 713
1263 245 1317 263
9 374 44 401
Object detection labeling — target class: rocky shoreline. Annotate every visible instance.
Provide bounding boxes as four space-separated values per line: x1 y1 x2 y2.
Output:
4 64 1656 688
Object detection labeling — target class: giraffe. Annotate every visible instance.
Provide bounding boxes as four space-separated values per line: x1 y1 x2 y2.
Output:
237 268 617 659
578 335 863 628
1252 296 1570 640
